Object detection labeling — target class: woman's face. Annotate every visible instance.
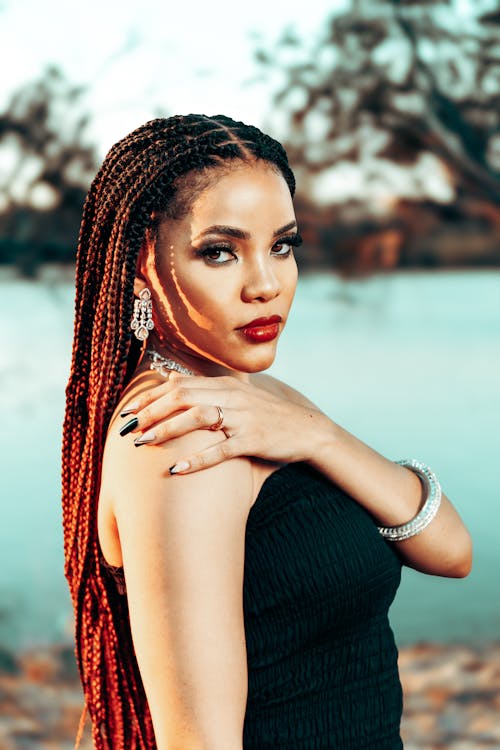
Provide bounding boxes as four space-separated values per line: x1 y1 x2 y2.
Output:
136 161 299 375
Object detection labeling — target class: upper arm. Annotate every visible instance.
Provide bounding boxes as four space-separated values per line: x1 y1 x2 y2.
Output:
103 427 252 750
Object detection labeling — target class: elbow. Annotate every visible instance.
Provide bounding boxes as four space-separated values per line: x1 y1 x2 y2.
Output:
164 739 243 750
154 720 244 750
158 734 240 750
447 558 472 579
403 525 473 579
445 529 473 578
450 554 472 579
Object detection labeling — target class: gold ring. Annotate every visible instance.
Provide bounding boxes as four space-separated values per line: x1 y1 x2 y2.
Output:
208 405 224 431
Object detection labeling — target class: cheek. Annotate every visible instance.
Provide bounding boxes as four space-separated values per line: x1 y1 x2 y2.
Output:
166 272 227 332
283 259 298 299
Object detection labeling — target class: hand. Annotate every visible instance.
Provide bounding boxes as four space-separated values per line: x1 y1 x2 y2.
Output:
119 373 326 474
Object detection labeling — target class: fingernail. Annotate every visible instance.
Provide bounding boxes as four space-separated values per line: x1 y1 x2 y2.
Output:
119 417 139 436
120 403 138 417
169 461 190 475
134 430 155 446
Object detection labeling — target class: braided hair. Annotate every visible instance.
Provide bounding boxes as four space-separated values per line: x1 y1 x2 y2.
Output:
62 114 295 748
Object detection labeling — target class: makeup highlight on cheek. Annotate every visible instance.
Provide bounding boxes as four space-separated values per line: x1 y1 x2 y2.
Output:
151 244 208 346
169 260 214 332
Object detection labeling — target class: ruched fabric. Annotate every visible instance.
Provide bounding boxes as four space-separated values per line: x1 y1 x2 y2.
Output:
100 461 403 748
242 462 403 749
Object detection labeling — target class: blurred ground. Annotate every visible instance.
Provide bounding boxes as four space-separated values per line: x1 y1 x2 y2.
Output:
400 643 500 749
0 643 499 749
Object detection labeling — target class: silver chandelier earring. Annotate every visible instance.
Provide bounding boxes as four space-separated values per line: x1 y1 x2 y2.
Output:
131 288 154 341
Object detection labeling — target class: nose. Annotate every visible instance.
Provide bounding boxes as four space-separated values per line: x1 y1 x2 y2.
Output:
241 255 281 303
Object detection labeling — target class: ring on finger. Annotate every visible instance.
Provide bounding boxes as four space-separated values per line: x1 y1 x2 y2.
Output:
208 405 224 431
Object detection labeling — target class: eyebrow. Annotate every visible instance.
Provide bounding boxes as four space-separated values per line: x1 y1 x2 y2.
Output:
194 220 298 242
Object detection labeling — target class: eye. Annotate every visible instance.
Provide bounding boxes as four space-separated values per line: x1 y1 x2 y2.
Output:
195 245 237 265
272 232 303 256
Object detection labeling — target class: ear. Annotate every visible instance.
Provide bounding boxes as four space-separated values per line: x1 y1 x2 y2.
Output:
133 226 155 297
133 275 148 297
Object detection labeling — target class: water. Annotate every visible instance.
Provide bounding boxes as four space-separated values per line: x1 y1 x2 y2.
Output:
1 268 499 650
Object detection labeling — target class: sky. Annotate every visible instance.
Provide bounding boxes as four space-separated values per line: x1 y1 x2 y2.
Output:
0 0 349 155
0 0 496 206
1 0 492 153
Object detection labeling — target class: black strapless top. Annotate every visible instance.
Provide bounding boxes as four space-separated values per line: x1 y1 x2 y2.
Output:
101 461 403 749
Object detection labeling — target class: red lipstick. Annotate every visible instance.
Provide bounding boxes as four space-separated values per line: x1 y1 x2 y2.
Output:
238 315 282 343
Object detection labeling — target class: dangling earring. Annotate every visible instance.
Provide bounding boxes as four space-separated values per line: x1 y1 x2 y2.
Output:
131 288 154 341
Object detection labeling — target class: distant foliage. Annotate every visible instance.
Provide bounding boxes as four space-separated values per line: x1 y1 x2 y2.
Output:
254 0 500 272
0 66 98 276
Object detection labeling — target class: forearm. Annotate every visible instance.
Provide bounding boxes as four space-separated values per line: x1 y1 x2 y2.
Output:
305 410 472 577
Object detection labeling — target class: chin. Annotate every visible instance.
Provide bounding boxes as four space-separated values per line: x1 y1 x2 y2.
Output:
231 350 277 374
195 339 279 374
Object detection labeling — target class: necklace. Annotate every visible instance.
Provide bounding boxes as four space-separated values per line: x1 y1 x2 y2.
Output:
146 348 196 377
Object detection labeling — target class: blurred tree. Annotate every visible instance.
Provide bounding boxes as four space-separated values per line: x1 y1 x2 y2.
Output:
253 0 500 272
0 66 98 276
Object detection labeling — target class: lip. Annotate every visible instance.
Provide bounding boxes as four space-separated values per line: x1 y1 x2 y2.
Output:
238 315 282 329
237 315 282 343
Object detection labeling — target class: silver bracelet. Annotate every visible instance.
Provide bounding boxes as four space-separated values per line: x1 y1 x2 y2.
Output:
377 459 442 542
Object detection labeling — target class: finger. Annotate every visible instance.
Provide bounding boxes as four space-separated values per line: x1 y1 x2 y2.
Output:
169 438 237 475
119 379 173 417
131 386 237 433
134 405 234 446
120 373 251 423
122 373 238 414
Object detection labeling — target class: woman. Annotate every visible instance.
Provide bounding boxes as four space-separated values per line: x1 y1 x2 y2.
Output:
62 114 472 750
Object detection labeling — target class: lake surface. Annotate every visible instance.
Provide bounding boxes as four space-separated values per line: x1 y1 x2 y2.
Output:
0 268 499 650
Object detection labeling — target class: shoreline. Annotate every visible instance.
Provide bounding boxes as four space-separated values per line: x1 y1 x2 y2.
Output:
1 262 500 285
1 642 499 748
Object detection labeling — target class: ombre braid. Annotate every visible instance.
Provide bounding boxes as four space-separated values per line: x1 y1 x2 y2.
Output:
62 114 295 749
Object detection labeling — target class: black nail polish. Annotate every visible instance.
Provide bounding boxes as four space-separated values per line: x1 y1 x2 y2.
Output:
120 407 136 417
134 436 154 447
119 417 138 436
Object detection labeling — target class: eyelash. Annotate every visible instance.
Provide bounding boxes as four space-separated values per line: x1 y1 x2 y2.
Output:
195 233 303 265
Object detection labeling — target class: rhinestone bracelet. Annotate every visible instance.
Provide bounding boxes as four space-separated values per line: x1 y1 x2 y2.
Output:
377 459 442 542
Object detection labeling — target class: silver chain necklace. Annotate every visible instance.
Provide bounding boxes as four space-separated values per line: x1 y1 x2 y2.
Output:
146 348 196 377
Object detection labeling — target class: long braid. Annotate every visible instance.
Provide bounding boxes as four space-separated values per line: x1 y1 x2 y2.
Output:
62 114 295 748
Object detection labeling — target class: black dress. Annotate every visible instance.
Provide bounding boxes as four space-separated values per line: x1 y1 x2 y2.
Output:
101 461 403 749
242 462 403 749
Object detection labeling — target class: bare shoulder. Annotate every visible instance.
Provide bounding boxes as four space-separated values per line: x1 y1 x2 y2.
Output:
99 372 254 566
251 372 320 410
102 369 251 492
103 407 254 512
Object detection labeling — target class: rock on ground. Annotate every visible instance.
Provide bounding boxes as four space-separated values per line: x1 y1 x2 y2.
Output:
0 642 499 749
